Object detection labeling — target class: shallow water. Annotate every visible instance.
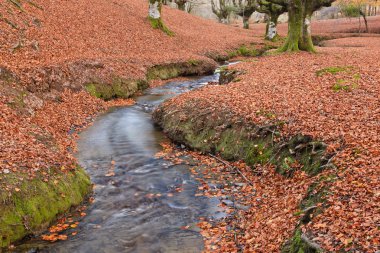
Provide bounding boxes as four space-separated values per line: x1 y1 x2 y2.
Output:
15 73 225 253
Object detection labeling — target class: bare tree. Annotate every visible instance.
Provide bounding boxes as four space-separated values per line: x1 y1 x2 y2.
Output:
211 0 235 23
256 0 286 40
232 0 257 29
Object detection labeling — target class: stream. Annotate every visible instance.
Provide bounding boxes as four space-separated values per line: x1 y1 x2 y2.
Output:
16 69 226 253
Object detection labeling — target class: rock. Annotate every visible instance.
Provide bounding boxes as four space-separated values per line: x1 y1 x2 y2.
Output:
219 69 239 85
221 199 234 206
235 204 250 211
3 169 10 174
234 182 246 187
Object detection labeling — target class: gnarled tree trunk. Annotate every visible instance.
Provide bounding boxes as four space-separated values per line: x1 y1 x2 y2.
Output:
279 0 315 52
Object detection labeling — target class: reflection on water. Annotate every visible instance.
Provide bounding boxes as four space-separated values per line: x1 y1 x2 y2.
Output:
15 74 226 253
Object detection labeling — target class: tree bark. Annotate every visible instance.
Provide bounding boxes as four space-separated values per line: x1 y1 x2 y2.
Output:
265 13 279 40
279 0 315 52
243 16 250 29
299 13 314 51
176 0 186 11
148 0 173 35
149 0 162 20
359 10 369 33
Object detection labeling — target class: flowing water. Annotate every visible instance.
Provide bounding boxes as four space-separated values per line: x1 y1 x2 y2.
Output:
15 71 226 253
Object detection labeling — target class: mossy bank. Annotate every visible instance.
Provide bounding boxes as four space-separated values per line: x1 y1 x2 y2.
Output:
84 60 217 100
0 168 91 247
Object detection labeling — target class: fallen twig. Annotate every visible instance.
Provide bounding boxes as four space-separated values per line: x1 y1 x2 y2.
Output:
208 153 254 186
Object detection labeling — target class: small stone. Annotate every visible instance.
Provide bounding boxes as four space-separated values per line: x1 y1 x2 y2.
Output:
3 169 10 174
234 182 246 187
222 199 234 206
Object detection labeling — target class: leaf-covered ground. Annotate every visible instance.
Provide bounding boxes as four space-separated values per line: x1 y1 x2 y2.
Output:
159 34 380 252
0 0 256 83
1 0 380 250
0 0 255 193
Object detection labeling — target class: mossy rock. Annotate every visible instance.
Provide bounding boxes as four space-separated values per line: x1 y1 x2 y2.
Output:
0 168 91 247
219 68 245 85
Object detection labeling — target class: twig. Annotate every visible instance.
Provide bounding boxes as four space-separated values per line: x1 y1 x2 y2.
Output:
208 153 254 186
319 152 337 169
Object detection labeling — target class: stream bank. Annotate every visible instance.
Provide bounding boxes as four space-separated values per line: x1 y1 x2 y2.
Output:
152 64 335 252
0 168 91 248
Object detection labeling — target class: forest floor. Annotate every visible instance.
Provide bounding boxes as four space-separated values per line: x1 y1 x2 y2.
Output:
1 0 379 250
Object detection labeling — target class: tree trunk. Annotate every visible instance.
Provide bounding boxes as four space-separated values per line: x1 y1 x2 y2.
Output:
265 14 279 40
279 0 315 52
299 14 314 51
220 17 229 24
243 16 250 29
177 1 186 11
359 10 369 33
149 0 162 20
148 0 173 35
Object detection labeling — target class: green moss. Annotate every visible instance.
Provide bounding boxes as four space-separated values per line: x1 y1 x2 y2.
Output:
282 229 323 253
316 66 353 76
148 17 174 36
332 78 360 92
147 65 180 80
0 168 91 247
228 45 258 58
245 143 273 165
154 107 329 177
85 78 141 100
332 80 351 92
187 59 200 66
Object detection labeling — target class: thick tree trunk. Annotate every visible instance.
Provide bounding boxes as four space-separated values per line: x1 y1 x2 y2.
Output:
243 16 250 29
148 0 173 35
299 14 314 51
279 0 315 52
265 14 279 40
